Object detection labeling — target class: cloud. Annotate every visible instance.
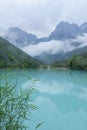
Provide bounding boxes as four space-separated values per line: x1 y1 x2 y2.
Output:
71 34 87 47
22 40 74 57
22 34 87 57
0 0 87 37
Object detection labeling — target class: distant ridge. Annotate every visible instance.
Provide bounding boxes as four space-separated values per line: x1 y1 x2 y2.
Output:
0 21 87 46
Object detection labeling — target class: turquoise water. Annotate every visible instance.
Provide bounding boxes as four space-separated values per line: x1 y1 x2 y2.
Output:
1 69 87 130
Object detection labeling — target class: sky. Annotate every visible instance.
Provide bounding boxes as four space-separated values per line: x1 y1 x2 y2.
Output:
0 0 87 37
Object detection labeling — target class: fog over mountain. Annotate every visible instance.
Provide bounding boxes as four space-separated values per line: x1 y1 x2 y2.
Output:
0 27 38 47
1 21 87 45
22 34 87 64
23 34 87 56
0 21 87 64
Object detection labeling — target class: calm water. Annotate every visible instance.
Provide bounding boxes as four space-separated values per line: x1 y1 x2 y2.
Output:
1 69 87 130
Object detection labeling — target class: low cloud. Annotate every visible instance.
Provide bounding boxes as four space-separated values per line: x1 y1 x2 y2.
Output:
22 34 87 57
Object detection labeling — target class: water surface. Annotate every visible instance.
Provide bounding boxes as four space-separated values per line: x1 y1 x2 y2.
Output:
1 69 87 130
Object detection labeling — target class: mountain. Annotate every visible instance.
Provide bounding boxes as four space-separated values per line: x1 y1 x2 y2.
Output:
0 27 38 47
80 23 87 33
49 21 82 40
34 22 87 64
0 21 87 65
1 22 87 46
0 36 42 68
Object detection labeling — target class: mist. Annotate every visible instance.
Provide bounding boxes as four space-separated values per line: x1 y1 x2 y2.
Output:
22 34 87 57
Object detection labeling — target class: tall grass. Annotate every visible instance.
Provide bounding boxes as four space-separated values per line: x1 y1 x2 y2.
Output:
0 69 43 130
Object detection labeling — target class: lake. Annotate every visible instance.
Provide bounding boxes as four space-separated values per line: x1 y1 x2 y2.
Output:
0 68 87 130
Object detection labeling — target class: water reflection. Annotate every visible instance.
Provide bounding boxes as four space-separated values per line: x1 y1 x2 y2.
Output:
20 69 87 130
1 69 87 130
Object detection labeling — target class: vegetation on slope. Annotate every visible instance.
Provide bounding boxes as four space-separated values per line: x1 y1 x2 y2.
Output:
53 53 87 71
67 53 87 71
0 36 43 68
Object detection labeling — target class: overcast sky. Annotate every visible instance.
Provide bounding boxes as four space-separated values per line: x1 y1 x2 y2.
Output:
0 0 87 37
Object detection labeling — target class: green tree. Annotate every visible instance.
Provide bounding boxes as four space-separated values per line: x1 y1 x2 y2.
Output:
67 55 87 71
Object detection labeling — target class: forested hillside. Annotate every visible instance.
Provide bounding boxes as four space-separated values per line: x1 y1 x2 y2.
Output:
0 36 42 68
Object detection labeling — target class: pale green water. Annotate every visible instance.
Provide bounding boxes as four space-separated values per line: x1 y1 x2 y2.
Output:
1 69 87 130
